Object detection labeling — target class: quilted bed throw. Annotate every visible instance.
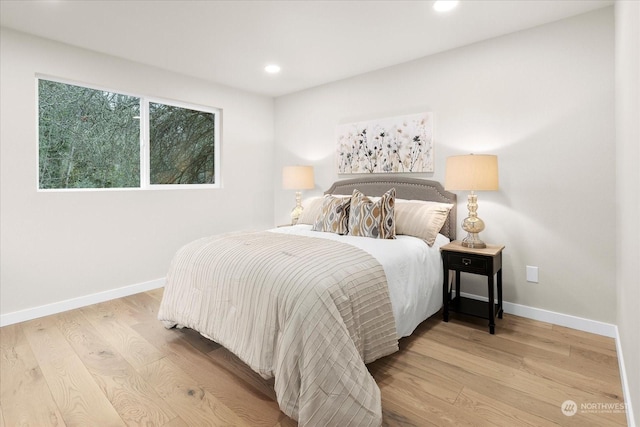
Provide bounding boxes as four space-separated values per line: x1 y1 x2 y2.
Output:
158 231 398 426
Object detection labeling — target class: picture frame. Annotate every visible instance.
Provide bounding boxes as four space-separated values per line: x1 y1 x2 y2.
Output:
336 112 433 174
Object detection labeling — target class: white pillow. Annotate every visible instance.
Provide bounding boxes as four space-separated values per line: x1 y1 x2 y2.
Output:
297 196 324 225
394 200 453 246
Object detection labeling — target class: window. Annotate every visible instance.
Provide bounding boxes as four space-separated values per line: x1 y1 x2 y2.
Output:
38 80 140 189
37 78 220 190
149 102 216 185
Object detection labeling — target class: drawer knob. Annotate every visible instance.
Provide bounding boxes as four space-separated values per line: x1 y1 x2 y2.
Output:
462 258 472 266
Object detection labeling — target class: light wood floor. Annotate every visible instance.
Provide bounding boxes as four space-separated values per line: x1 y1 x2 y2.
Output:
0 288 628 426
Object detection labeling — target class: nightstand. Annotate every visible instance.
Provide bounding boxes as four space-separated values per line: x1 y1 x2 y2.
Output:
441 241 505 334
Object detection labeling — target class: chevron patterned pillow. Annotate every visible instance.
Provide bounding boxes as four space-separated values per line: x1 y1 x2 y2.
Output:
311 194 351 235
348 188 396 239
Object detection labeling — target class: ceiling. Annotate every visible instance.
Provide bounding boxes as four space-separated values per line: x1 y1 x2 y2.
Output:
0 0 613 97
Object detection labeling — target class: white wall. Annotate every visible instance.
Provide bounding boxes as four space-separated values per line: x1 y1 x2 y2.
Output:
0 28 275 317
275 9 616 323
615 0 640 421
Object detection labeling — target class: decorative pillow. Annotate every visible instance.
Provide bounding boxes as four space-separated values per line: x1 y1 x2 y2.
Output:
311 195 351 234
297 196 324 225
348 188 396 239
394 200 453 246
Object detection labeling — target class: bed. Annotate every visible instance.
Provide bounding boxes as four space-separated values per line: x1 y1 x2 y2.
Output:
158 176 456 426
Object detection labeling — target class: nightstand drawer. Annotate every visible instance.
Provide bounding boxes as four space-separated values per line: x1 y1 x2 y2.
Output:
446 253 488 274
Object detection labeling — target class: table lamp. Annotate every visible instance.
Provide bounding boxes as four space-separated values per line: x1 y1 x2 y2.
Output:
445 154 499 248
282 165 315 224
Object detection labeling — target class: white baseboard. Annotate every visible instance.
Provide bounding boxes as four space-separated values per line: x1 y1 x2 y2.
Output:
615 328 637 427
503 300 617 338
458 291 617 337
0 278 165 327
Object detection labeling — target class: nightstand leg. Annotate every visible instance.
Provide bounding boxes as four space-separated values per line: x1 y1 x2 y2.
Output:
497 269 503 319
443 267 449 322
488 274 495 334
455 271 460 311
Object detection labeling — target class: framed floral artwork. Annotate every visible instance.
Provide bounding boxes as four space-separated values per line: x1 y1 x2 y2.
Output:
336 112 433 174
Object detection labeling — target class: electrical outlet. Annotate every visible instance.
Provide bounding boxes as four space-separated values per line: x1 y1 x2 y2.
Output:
526 266 539 283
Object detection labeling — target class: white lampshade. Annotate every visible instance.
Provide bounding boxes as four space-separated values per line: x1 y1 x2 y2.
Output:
282 166 315 190
445 154 498 191
445 154 498 248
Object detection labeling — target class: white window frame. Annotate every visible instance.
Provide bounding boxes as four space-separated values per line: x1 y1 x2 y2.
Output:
36 75 221 192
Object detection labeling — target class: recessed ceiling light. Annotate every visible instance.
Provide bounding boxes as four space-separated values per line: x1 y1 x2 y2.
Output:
264 64 281 74
433 0 459 12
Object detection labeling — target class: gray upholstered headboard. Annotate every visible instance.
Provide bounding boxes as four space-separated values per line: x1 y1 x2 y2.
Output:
324 176 457 241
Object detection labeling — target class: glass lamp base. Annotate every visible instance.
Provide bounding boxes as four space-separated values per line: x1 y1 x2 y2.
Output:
461 232 486 249
290 205 303 225
290 191 303 225
461 194 487 248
